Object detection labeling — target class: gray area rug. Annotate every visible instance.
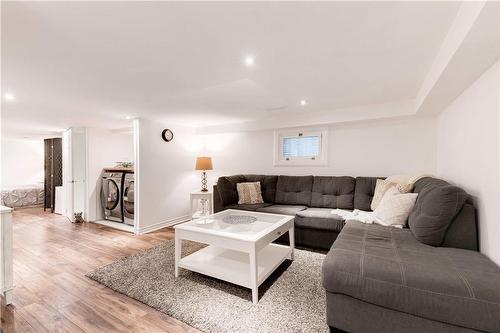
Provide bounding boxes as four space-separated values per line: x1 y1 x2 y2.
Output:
86 240 328 333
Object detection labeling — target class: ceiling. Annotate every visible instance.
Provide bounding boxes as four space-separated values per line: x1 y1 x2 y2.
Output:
1 1 463 137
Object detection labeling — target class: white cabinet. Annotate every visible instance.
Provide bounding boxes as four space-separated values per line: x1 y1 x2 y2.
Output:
0 206 13 305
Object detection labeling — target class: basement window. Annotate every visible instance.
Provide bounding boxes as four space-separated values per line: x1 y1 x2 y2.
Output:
274 129 328 166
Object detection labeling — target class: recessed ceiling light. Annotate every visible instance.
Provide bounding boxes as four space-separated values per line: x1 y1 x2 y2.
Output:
244 56 255 66
300 99 307 106
125 116 132 120
4 92 15 101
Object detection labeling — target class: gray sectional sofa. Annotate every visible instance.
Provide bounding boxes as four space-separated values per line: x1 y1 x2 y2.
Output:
213 174 500 332
215 175 357 250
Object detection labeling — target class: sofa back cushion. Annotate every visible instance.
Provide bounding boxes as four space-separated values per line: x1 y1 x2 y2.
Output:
275 175 313 206
216 175 246 206
442 203 478 251
354 177 385 211
244 175 278 203
412 176 448 193
311 176 355 209
408 177 468 246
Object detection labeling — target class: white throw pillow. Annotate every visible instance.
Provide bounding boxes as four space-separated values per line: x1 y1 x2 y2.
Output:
371 179 412 210
386 173 434 185
385 174 414 184
237 182 264 204
373 186 418 228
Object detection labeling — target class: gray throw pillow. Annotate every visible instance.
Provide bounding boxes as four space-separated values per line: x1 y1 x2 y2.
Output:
408 185 467 246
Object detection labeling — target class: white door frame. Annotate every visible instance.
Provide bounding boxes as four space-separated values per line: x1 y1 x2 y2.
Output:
62 129 74 221
62 127 87 222
133 119 140 234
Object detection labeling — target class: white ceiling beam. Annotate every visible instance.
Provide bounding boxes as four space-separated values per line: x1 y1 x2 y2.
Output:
416 1 486 111
196 99 415 134
111 127 134 135
416 1 499 114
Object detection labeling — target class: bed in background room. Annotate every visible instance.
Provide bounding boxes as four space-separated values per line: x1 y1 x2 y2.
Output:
0 184 44 208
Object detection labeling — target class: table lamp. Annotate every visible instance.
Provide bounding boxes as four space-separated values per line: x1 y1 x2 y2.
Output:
195 157 213 192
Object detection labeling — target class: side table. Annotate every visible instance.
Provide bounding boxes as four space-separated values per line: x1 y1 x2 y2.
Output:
190 191 213 219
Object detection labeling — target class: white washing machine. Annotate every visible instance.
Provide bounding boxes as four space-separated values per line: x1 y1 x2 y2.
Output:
101 172 123 222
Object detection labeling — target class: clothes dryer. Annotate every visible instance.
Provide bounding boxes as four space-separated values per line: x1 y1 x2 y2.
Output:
101 172 123 222
123 172 134 226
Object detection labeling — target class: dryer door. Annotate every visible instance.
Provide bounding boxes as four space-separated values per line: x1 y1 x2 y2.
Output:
102 178 120 211
123 180 134 215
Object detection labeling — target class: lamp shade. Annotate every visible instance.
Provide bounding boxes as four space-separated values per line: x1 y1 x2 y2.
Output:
195 157 213 171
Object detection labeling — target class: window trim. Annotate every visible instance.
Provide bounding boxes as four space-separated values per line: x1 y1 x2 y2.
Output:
273 128 328 166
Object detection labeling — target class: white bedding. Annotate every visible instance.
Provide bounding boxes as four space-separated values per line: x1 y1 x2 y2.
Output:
1 184 44 208
331 209 376 224
331 208 404 229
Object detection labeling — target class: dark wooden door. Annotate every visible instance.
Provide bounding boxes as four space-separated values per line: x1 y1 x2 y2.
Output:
44 138 63 212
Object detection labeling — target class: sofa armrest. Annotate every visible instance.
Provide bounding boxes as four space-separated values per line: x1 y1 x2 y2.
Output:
213 184 224 213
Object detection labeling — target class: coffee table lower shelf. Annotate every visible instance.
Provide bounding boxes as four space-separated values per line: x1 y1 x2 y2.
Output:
178 243 291 299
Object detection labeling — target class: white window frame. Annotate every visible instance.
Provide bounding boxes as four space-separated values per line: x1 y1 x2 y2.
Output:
273 128 328 166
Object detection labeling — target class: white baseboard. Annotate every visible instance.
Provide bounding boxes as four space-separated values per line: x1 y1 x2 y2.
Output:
137 215 189 234
93 219 134 233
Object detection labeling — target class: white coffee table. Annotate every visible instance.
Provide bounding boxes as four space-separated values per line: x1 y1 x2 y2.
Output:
174 209 295 304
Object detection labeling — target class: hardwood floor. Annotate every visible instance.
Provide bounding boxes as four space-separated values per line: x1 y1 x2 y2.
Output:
0 208 201 333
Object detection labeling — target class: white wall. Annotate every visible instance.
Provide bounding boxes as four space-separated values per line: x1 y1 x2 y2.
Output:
437 60 500 265
86 128 134 221
136 118 198 233
134 116 436 233
1 138 44 188
196 117 437 186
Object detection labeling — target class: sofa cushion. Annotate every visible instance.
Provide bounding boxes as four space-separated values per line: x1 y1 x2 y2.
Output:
326 293 481 333
217 175 246 206
412 176 449 193
295 208 345 232
354 177 384 211
408 183 468 246
243 175 278 203
442 203 478 251
275 175 313 206
323 221 500 332
311 176 355 209
256 205 307 215
225 203 272 211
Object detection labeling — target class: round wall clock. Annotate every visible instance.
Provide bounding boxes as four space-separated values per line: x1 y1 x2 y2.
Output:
161 129 174 142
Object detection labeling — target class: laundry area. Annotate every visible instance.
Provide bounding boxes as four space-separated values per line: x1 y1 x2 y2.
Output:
101 167 134 229
86 127 136 232
0 125 137 233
